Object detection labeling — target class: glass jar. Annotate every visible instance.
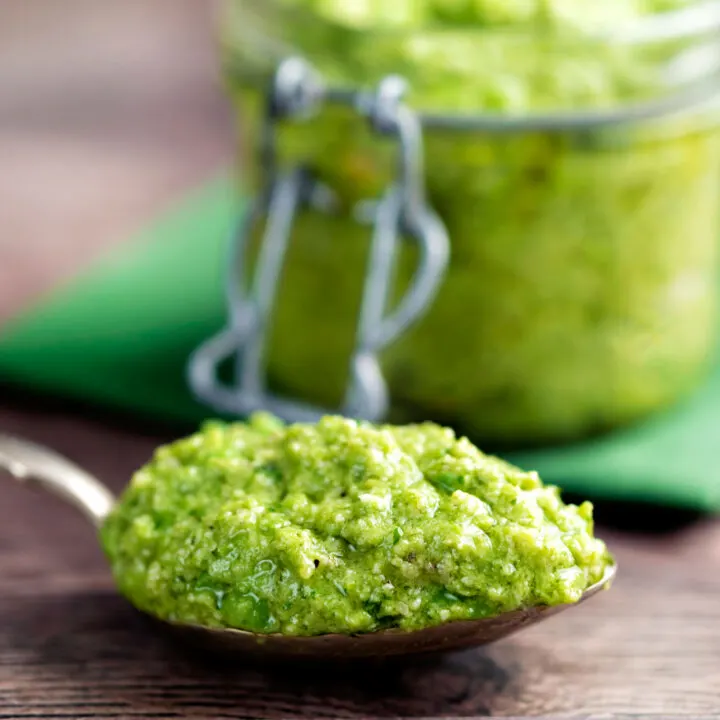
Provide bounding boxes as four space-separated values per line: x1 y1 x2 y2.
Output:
214 0 720 446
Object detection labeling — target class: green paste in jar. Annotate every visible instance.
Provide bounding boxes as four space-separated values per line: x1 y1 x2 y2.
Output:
222 0 720 445
101 413 613 636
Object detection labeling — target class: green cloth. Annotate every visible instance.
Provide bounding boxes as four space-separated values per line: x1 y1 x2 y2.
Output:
1 175 719 511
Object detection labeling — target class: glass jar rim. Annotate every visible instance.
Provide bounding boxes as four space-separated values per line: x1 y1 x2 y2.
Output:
223 0 720 134
233 0 720 43
418 75 720 133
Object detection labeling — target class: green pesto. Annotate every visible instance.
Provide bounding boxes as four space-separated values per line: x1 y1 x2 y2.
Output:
222 0 720 445
101 414 613 636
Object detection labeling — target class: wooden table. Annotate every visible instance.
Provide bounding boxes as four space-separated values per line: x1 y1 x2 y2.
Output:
1 2 719 718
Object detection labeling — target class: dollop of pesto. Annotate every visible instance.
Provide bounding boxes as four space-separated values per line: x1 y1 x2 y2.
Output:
101 414 613 636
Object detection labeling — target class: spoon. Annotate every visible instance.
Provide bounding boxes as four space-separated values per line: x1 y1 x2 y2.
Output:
0 432 616 659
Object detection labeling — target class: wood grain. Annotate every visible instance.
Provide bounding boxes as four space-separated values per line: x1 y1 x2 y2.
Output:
1 1 719 718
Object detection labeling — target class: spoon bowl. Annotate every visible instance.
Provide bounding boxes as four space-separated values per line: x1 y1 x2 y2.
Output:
164 566 613 658
0 432 615 659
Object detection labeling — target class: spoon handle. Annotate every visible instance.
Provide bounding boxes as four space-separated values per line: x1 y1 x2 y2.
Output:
0 434 115 527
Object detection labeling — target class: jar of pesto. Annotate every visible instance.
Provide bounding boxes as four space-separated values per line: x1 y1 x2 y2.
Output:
210 0 720 446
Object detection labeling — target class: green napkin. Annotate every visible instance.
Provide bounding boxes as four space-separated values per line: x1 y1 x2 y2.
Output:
1 175 719 511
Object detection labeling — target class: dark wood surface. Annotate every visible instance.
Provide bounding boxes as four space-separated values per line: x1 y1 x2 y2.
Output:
1 2 720 718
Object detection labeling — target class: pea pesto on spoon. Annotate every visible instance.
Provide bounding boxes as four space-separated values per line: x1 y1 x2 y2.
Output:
0 414 615 658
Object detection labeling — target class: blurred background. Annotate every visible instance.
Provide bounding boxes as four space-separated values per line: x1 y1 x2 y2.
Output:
3 0 720 515
0 0 230 322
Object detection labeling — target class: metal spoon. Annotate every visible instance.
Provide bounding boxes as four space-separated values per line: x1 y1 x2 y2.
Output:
0 433 616 659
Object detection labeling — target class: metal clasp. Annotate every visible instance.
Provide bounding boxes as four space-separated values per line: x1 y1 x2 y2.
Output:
188 57 450 423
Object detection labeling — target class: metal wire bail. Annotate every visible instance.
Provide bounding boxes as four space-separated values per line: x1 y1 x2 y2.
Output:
187 57 450 423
